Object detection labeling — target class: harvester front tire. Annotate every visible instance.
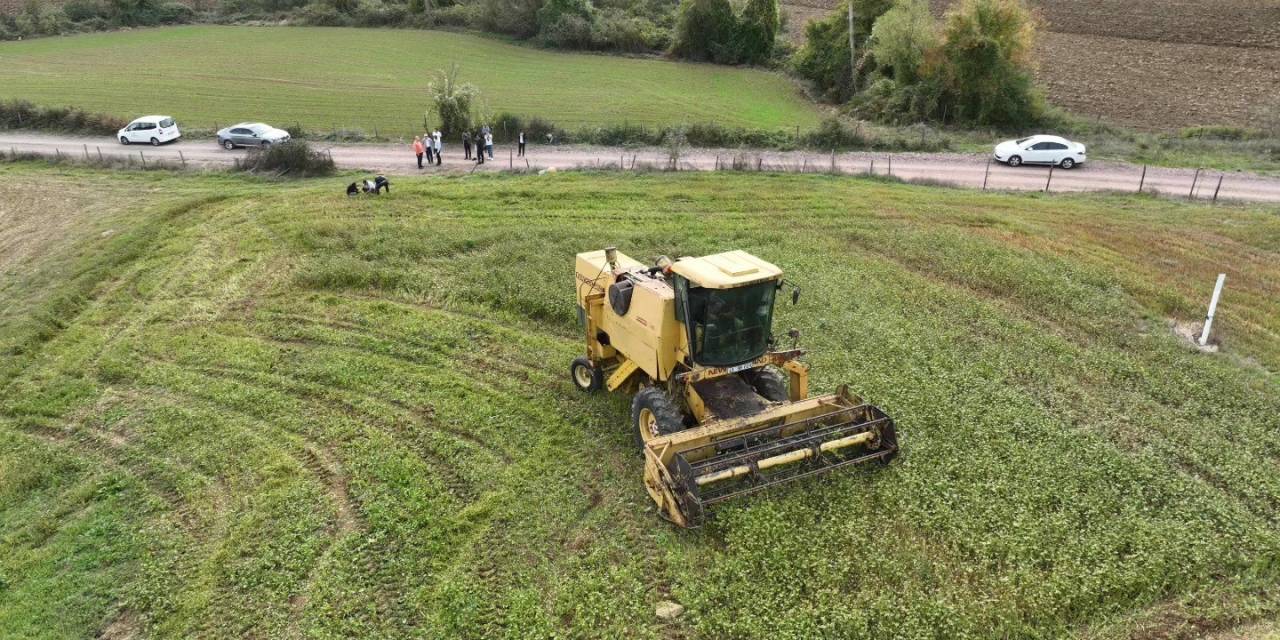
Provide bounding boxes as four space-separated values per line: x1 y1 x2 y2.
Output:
570 357 603 393
631 387 683 449
746 366 789 402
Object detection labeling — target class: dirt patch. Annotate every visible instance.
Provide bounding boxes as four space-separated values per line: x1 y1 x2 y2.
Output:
96 609 139 640
1172 319 1220 353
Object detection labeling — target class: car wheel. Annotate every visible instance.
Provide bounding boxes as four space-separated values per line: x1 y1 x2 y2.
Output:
150 137 160 146
222 139 235 150
1008 155 1022 167
120 136 130 145
261 140 271 147
1059 158 1075 170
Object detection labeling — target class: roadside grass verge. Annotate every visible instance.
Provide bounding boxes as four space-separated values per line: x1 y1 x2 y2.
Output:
2 165 1279 638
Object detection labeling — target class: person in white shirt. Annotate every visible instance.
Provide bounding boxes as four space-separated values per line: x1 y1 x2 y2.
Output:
517 130 526 157
484 132 494 159
432 130 442 166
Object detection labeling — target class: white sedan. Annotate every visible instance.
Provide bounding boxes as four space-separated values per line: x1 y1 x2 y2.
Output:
994 135 1086 169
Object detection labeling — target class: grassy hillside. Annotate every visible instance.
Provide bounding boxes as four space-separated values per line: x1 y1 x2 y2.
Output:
2 164 1280 639
0 26 821 134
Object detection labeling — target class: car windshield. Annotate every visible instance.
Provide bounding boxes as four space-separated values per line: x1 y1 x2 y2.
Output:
248 124 269 133
159 118 174 128
1015 137 1032 145
681 280 776 367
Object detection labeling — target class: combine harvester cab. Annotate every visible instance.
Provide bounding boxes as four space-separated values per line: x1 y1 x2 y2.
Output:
572 247 899 527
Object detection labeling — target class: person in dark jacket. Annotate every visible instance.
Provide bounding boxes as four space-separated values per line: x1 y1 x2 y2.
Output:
347 182 360 197
463 131 472 160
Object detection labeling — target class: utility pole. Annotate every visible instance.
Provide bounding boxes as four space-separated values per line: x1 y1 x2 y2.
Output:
848 2 857 91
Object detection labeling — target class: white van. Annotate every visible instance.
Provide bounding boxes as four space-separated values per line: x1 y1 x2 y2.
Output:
118 115 181 146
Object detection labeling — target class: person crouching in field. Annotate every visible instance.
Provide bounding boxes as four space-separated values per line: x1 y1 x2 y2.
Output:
413 136 425 169
463 131 472 160
362 175 390 194
518 130 526 157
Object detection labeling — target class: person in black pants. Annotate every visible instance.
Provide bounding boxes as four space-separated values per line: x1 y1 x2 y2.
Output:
517 130 526 157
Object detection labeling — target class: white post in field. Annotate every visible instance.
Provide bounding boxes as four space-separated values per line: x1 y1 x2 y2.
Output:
1199 273 1226 346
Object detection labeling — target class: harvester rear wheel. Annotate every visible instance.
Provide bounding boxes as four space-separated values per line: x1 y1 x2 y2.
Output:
570 357 603 392
745 366 789 402
631 387 683 449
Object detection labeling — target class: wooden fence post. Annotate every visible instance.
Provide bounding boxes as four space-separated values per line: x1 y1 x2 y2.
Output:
1189 168 1201 199
1212 175 1224 203
1138 165 1147 193
1045 164 1054 192
982 158 992 191
83 144 89 160
887 155 892 176
179 150 186 168
97 146 103 161
139 151 145 168
869 159 875 175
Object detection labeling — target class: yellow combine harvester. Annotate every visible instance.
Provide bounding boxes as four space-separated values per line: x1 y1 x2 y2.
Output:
572 247 899 527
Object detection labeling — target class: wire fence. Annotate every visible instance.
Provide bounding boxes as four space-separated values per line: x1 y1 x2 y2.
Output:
1 141 1273 205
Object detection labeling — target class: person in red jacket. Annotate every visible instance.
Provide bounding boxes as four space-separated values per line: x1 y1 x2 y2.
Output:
413 136 425 169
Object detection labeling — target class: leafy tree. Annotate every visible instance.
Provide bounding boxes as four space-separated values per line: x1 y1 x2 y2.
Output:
428 64 480 137
669 0 737 63
935 0 1042 125
791 0 894 101
735 0 778 64
868 0 937 84
409 0 426 14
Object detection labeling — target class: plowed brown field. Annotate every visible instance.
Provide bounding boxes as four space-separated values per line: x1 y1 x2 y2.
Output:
781 0 1280 130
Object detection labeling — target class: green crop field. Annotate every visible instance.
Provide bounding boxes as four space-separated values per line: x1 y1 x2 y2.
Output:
0 26 822 135
3 164 1280 639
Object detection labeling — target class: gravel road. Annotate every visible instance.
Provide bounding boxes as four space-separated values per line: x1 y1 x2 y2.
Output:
4 133 1278 203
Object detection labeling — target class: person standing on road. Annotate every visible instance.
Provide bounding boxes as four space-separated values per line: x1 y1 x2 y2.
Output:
517 130 526 157
413 136 425 169
433 130 442 166
463 131 472 160
424 132 434 165
484 131 494 160
475 131 485 165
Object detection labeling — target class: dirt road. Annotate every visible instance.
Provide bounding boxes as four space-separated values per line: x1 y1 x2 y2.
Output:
5 132 1279 203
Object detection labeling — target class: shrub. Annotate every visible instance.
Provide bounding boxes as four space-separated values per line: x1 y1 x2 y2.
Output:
235 140 335 177
294 2 349 25
408 0 426 13
868 0 936 84
62 0 109 22
539 13 596 48
802 117 868 148
669 0 737 63
428 64 480 137
0 100 125 135
934 0 1043 126
792 0 893 101
735 0 778 64
477 0 542 38
1179 126 1255 141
